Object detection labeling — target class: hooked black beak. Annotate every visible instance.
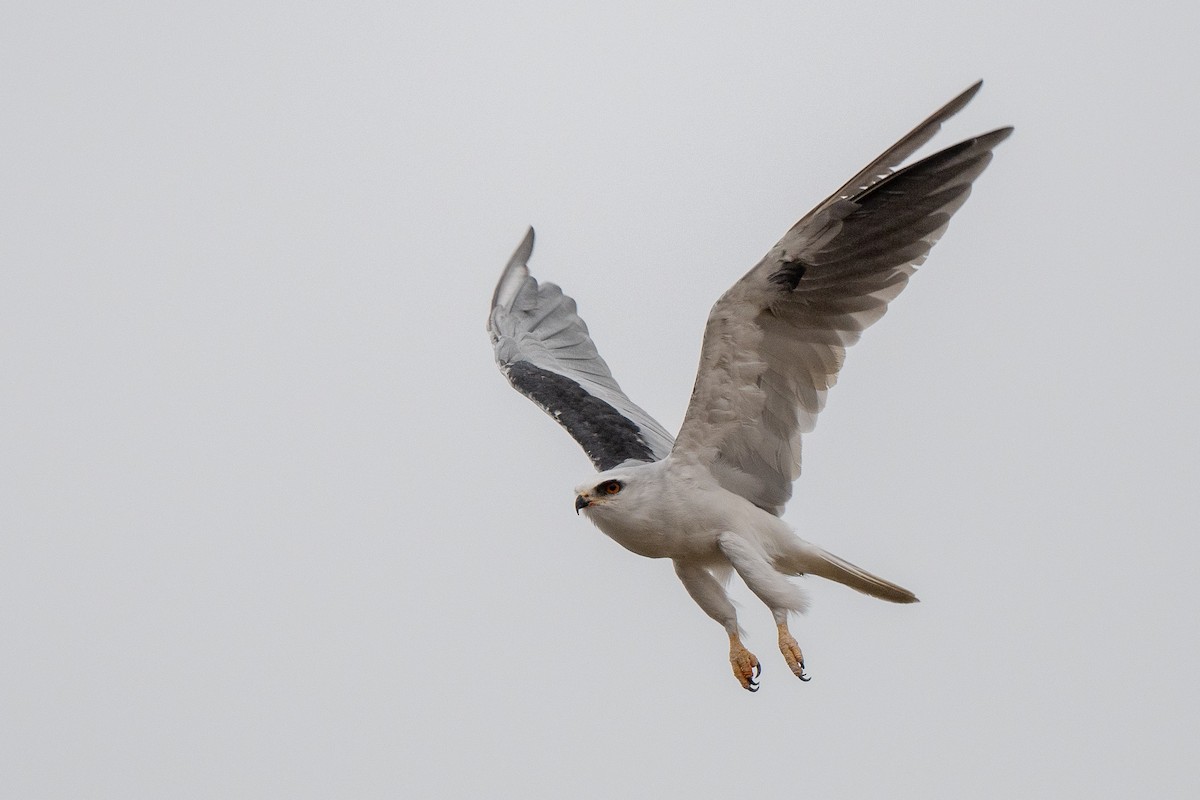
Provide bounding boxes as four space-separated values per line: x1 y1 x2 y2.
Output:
575 495 591 514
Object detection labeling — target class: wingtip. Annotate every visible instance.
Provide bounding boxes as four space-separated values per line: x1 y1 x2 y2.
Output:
979 126 1015 147
489 227 538 312
961 79 983 105
938 80 985 119
516 226 535 261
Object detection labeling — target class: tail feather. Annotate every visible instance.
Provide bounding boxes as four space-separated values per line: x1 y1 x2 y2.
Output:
789 544 919 604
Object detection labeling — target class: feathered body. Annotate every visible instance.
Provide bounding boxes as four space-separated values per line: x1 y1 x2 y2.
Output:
576 458 914 614
489 82 1011 689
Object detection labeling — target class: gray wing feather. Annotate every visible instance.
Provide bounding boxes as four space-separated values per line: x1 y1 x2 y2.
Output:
673 83 1012 514
815 80 983 209
488 229 675 471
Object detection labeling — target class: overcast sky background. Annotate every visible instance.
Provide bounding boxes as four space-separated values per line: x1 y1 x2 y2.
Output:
4 2 1198 798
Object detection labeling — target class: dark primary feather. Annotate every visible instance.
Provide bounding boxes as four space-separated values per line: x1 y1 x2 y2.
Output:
502 361 658 471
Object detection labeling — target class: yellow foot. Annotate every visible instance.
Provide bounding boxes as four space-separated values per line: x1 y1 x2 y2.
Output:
777 623 811 682
728 633 761 692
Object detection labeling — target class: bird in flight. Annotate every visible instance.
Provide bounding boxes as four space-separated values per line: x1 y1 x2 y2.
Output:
488 82 1011 691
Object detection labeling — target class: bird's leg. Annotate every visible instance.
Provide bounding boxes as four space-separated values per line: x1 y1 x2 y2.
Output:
776 615 810 682
673 560 761 692
728 631 761 692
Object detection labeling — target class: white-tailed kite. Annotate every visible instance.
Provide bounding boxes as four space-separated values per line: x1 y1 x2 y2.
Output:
488 82 1011 691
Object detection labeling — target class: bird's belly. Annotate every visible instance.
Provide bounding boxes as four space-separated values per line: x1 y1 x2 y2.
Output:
588 509 720 560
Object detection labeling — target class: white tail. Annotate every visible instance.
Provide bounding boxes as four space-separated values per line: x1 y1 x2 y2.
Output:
784 543 918 604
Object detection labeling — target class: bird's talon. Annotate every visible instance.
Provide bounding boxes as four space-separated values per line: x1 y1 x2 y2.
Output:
777 624 812 682
729 635 761 691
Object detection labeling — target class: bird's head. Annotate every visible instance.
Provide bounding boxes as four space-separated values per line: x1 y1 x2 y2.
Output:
573 472 634 516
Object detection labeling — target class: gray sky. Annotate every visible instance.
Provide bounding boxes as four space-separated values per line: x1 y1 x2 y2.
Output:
3 2 1198 797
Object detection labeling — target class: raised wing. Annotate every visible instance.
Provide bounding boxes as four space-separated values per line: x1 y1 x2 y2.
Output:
672 83 1012 514
488 228 675 471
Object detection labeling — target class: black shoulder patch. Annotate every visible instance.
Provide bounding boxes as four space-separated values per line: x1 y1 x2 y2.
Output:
769 259 809 292
504 361 657 471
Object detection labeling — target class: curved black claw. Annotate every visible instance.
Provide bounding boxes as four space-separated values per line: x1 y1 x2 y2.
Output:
746 678 759 692
798 666 811 682
752 662 761 679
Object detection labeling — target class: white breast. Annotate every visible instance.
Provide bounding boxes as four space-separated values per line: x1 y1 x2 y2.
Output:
581 457 770 560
